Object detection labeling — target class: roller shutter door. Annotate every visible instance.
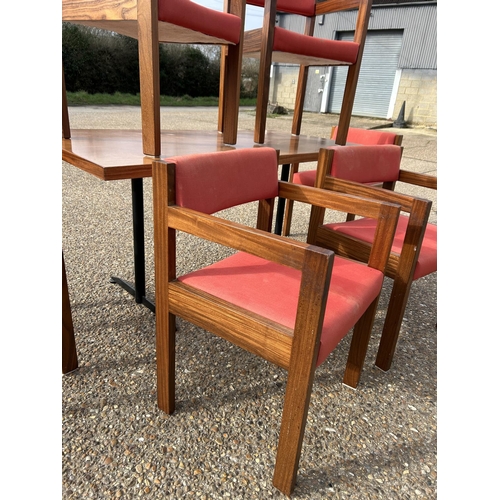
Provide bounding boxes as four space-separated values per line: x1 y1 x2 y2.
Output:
328 30 403 118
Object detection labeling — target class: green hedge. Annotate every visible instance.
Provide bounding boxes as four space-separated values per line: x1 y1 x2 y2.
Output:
62 23 256 98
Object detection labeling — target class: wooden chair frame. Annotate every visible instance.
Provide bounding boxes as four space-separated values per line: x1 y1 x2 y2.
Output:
283 126 404 236
63 0 246 154
238 0 372 144
307 147 437 377
152 151 400 495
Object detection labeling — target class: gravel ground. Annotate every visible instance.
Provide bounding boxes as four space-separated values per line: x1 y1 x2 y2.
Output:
62 107 437 499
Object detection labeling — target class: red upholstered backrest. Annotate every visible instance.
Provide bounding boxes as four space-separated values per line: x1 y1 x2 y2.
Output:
327 145 401 184
332 127 400 145
247 0 316 17
158 0 242 44
166 148 279 214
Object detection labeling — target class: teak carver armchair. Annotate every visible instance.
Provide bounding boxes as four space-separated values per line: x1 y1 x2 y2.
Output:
62 0 246 154
283 126 404 236
240 0 372 144
306 145 437 380
152 147 400 495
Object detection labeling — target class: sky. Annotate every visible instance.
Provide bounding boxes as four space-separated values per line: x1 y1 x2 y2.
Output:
193 0 264 30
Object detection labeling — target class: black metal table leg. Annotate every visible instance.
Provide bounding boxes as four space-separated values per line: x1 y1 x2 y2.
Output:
274 163 290 235
110 178 155 313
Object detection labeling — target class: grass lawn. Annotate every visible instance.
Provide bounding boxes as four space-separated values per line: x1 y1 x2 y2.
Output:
66 91 256 107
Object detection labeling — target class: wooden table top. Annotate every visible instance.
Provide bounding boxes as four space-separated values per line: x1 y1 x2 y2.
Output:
62 129 339 181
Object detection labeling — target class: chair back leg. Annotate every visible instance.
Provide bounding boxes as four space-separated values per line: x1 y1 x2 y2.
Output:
62 66 71 139
218 0 245 144
137 0 161 157
343 298 379 388
220 42 243 145
62 254 78 374
374 277 413 371
253 0 278 143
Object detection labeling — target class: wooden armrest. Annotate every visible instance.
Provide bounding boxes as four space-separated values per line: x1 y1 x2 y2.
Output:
398 170 437 190
169 206 331 271
281 182 400 272
322 176 430 214
279 181 400 222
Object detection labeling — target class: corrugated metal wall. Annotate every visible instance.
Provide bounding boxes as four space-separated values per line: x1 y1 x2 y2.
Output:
278 3 437 70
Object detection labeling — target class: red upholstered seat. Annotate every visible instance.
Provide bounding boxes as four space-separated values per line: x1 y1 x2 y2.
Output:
158 0 241 44
179 251 383 366
246 0 359 62
273 27 359 64
324 216 437 280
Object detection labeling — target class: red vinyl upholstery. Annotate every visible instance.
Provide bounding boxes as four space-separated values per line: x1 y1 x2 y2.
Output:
179 251 383 366
158 0 241 44
167 148 278 214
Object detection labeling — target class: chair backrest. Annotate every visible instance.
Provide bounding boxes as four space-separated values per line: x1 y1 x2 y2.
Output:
326 145 402 184
331 126 403 146
165 148 279 214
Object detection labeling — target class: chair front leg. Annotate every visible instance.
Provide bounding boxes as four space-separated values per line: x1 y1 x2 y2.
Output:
273 358 316 495
273 248 332 495
156 310 177 414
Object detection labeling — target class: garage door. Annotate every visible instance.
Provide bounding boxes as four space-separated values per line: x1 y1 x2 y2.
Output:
328 29 403 118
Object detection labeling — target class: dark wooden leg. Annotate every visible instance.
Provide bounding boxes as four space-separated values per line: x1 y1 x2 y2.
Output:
221 0 245 145
375 277 414 372
334 65 358 146
62 253 78 374
221 42 242 145
253 0 277 144
274 164 291 235
156 311 177 414
343 298 379 389
282 163 300 236
217 45 227 134
62 66 71 139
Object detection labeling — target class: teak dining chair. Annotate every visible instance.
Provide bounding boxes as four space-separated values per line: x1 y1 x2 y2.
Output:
152 147 400 495
62 0 246 154
283 126 404 236
239 0 372 144
306 146 437 381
